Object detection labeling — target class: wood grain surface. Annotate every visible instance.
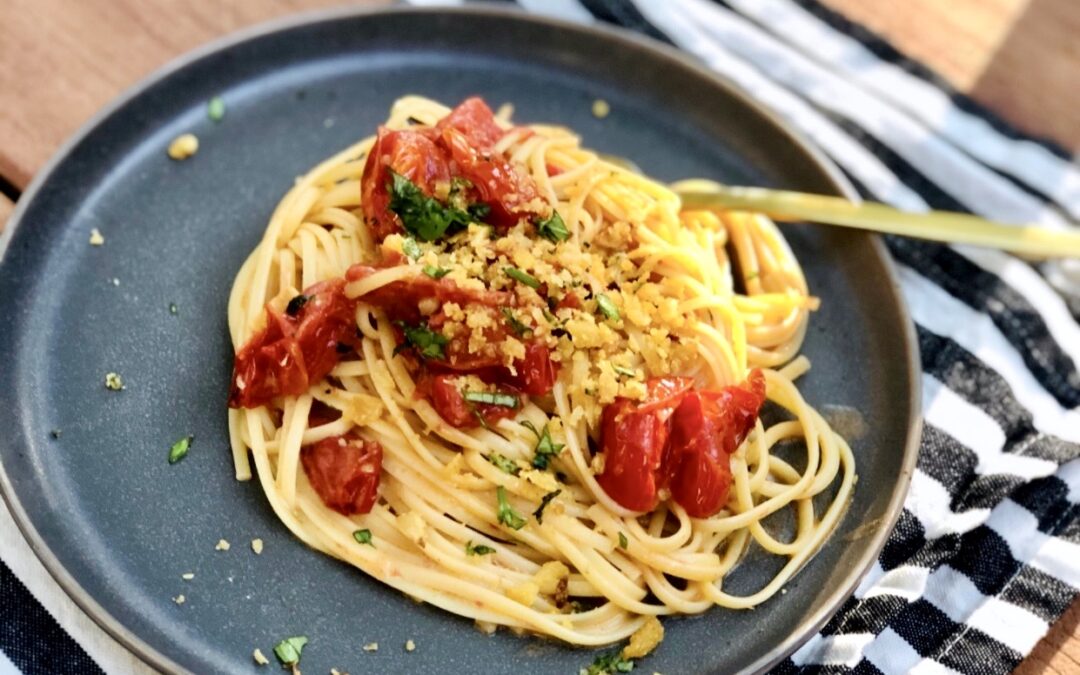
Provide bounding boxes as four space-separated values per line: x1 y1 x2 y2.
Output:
821 0 1080 151
0 2 1076 674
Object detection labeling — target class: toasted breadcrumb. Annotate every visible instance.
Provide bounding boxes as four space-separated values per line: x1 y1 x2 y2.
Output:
623 616 664 658
172 594 185 605
404 639 416 652
167 133 199 160
251 538 264 554
89 228 104 246
252 648 269 665
104 372 124 391
215 539 231 551
181 572 194 580
362 642 379 652
591 99 610 118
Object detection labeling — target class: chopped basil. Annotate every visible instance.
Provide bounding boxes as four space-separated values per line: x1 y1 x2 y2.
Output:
504 267 540 289
352 529 374 547
487 453 521 476
402 237 422 260
465 540 496 556
396 321 449 360
272 636 309 667
206 96 225 122
585 649 634 674
388 170 476 241
618 532 629 550
496 486 526 530
533 489 562 524
463 391 519 408
613 365 636 378
536 211 569 242
501 308 532 336
423 265 450 279
521 421 565 470
542 308 558 323
596 293 620 321
285 293 309 317
168 435 193 464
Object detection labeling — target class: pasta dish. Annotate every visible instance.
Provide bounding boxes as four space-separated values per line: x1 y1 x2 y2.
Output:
225 96 854 650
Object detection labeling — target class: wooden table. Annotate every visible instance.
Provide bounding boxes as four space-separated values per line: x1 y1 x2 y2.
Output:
0 2 1076 673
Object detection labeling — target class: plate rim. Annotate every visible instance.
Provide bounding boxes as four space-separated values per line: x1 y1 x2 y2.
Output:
0 5 921 674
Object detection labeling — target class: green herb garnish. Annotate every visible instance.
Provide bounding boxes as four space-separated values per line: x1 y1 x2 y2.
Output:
596 293 620 321
423 265 450 279
402 236 422 260
501 308 532 336
488 453 521 476
396 321 449 360
533 489 562 524
207 96 225 122
618 532 629 550
536 211 569 242
388 170 476 241
463 391 519 408
285 293 309 317
168 435 193 464
613 365 636 378
521 421 565 470
272 636 308 668
496 486 526 530
352 529 374 546
586 649 634 674
465 540 497 556
504 267 540 289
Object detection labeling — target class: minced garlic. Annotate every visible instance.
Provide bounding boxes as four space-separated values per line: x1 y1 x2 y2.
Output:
506 580 539 606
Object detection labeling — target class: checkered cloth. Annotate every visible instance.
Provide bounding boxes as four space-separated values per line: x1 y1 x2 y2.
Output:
2 1 1078 673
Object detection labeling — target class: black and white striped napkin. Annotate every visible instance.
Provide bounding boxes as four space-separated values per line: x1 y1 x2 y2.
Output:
2 1 1078 673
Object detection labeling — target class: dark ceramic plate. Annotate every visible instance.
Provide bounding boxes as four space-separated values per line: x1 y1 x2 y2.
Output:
0 7 919 675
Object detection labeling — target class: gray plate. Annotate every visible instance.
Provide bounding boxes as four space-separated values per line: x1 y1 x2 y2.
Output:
0 7 919 675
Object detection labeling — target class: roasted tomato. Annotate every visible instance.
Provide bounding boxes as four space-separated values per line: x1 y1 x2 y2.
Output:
435 97 506 150
505 342 558 396
440 125 543 230
597 372 766 517
229 279 357 409
596 377 694 512
360 127 450 241
300 434 383 515
419 374 520 429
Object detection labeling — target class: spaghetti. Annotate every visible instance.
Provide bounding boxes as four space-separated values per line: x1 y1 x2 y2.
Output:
225 96 855 648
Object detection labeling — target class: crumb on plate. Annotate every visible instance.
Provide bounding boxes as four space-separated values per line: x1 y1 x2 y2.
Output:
168 133 199 160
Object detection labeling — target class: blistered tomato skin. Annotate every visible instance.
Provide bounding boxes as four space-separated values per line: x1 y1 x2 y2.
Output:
597 372 766 518
228 279 357 409
300 435 383 515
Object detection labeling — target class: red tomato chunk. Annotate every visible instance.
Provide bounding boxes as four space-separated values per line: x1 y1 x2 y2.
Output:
229 279 358 409
598 370 766 517
300 434 383 515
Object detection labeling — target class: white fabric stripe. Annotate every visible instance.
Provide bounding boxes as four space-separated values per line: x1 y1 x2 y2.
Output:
0 650 18 675
864 627 923 675
669 0 1072 231
854 561 886 598
909 659 962 675
957 246 1080 370
627 0 927 211
860 564 930 602
899 264 1080 443
908 469 989 538
0 500 151 674
923 375 1058 480
1061 460 1080 501
724 0 1080 219
516 0 595 23
985 498 1080 587
923 566 1048 655
791 632 877 666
